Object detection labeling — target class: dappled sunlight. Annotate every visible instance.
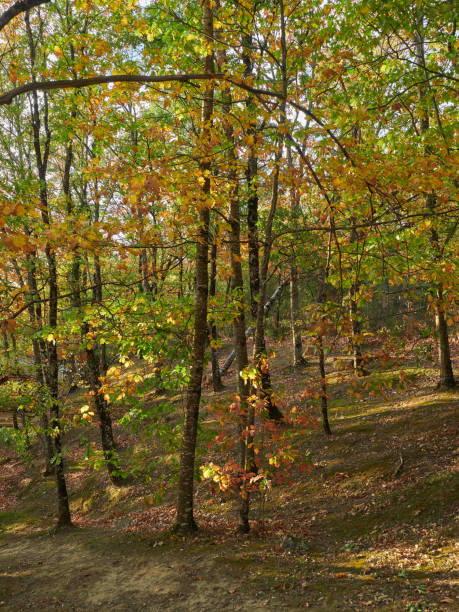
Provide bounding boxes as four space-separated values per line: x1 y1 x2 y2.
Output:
0 0 457 608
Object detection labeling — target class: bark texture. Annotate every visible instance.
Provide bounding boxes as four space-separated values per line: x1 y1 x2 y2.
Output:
414 21 455 389
27 13 71 527
287 147 306 368
242 32 260 321
209 240 224 392
175 0 214 534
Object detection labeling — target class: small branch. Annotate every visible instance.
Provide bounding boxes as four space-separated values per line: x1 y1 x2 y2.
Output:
393 453 404 478
219 280 288 377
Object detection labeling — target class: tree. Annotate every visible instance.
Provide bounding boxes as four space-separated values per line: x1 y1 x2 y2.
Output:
174 0 214 534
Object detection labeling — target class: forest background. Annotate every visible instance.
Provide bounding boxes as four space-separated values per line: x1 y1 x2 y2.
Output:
0 0 457 609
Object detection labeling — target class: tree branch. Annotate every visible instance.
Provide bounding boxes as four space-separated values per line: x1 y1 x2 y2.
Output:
0 73 223 105
0 0 50 32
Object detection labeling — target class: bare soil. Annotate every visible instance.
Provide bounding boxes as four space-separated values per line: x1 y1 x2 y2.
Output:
1 341 458 611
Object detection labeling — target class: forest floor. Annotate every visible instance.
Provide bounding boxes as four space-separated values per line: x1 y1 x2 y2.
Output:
0 338 458 611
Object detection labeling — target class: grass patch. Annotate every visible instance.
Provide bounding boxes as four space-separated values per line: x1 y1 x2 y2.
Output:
0 509 42 534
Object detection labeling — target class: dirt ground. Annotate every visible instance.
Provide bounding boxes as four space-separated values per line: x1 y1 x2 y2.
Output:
1 528 284 611
1 341 458 611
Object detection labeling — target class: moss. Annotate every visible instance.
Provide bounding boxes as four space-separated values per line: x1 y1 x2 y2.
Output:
0 509 42 534
217 555 254 571
320 471 458 541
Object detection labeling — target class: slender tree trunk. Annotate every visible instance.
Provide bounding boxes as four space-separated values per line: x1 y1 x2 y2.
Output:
26 12 71 527
316 224 334 435
287 147 306 368
254 273 285 421
348 223 367 377
290 262 305 367
228 178 252 531
275 273 281 330
139 248 151 294
25 253 53 473
46 245 72 527
63 131 81 392
45 228 72 525
217 38 254 529
175 0 214 534
151 243 158 296
83 323 122 484
209 240 224 391
317 335 331 435
175 213 210 532
178 251 183 299
434 285 455 388
242 33 260 322
77 180 120 480
252 0 289 423
414 19 455 389
349 288 367 377
247 150 260 321
93 254 107 375
230 200 253 532
218 282 286 378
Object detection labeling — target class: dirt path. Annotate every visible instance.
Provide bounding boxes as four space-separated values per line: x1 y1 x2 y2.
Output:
0 528 284 611
1 344 458 611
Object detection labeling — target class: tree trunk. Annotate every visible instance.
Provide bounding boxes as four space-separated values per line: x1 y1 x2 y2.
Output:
317 335 331 435
175 214 210 533
252 164 283 421
175 0 214 535
315 222 334 436
93 255 108 376
349 289 367 377
46 245 72 528
209 240 224 391
247 151 260 321
139 248 151 294
218 282 287 378
25 252 53 474
81 206 120 478
83 323 123 484
414 19 456 389
251 1 288 423
290 262 305 367
348 223 367 377
217 38 254 529
434 286 456 388
242 33 260 322
27 10 71 526
229 186 252 532
287 147 306 368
